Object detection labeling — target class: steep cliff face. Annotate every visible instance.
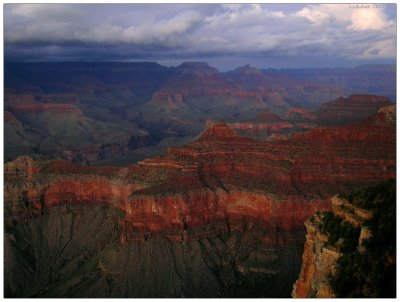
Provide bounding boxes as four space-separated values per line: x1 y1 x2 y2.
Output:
226 119 296 141
4 109 395 297
293 179 396 298
5 109 395 237
291 215 340 298
4 205 304 298
292 198 372 298
124 189 330 236
6 62 393 167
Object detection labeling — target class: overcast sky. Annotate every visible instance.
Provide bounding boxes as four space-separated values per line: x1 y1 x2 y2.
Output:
4 3 396 70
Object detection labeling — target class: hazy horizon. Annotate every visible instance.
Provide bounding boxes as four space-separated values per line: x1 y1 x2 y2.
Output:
4 60 396 73
4 3 396 70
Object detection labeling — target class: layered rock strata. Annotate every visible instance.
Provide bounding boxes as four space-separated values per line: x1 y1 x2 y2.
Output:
5 107 395 240
4 109 395 297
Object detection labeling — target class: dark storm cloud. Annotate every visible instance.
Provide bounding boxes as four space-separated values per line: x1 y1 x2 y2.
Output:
4 4 396 69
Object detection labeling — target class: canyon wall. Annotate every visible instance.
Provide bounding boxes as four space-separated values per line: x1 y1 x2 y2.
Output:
5 107 395 239
292 179 395 298
4 107 395 297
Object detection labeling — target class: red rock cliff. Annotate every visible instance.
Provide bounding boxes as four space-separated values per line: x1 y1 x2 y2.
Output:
4 108 395 241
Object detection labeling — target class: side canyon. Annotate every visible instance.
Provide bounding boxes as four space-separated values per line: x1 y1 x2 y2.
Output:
4 104 395 297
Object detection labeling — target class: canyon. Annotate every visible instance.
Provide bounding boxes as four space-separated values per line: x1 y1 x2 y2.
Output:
4 1 397 297
4 103 395 297
4 62 395 165
4 61 396 298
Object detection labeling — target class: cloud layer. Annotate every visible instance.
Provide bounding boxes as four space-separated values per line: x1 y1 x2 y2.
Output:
4 4 396 68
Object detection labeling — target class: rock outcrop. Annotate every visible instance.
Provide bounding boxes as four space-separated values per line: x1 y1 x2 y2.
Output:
291 214 341 298
293 179 396 298
4 61 396 297
5 107 395 238
4 108 395 297
6 63 393 167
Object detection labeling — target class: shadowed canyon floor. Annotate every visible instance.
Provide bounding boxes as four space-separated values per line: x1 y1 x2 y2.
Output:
4 104 395 297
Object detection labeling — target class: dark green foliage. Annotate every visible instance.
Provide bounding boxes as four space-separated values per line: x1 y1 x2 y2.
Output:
330 179 396 297
318 212 360 253
346 178 395 210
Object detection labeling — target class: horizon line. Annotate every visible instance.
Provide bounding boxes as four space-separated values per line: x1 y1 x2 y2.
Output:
4 60 396 72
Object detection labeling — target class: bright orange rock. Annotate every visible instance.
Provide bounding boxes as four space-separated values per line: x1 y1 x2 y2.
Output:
4 108 395 241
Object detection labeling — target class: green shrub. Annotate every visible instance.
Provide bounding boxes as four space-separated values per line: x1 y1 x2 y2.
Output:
329 179 396 298
318 212 360 253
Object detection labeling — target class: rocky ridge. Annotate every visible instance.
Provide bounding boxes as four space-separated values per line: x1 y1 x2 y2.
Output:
292 179 396 298
5 107 395 238
291 199 373 298
4 108 395 297
5 61 394 166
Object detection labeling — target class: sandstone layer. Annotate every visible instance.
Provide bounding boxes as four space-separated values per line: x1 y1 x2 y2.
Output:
4 107 395 297
5 106 395 237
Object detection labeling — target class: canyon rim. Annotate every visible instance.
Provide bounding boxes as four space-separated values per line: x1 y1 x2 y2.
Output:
3 3 396 298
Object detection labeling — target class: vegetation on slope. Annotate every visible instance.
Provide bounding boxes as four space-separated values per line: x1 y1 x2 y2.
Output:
316 212 360 253
327 179 396 297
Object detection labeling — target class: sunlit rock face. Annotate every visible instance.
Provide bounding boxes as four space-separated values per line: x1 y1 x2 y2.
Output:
4 107 395 297
293 179 395 298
